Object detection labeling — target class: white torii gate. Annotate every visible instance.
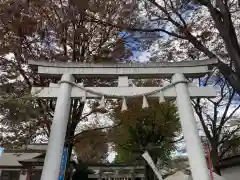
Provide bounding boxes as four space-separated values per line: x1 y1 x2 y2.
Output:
29 59 217 180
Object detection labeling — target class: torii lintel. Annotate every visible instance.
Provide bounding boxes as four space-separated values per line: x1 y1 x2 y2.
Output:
28 59 217 78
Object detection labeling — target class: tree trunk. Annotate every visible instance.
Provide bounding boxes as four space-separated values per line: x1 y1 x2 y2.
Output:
64 101 85 180
65 122 77 180
217 61 240 95
182 3 240 95
210 146 221 175
205 1 240 94
65 142 74 179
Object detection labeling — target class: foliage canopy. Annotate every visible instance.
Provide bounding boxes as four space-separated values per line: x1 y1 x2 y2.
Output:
110 98 181 166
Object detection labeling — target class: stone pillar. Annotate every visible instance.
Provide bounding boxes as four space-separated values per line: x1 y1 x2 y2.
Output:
40 74 74 180
171 73 210 180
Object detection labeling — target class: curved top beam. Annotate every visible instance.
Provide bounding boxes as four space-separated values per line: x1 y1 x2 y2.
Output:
28 59 217 68
28 59 218 78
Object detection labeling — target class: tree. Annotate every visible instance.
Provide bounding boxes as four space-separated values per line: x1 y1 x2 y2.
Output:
0 0 133 146
0 0 135 178
73 119 110 163
109 98 181 179
90 0 240 95
192 73 240 174
87 1 240 174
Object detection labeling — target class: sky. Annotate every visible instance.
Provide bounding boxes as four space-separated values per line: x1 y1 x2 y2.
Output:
107 151 117 162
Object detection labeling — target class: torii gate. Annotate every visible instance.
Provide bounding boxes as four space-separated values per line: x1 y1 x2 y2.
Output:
29 59 217 180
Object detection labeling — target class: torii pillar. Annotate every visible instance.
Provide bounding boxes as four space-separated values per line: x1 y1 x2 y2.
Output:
29 59 217 180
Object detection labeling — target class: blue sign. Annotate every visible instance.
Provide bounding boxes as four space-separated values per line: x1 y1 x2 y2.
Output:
59 147 68 180
0 147 4 157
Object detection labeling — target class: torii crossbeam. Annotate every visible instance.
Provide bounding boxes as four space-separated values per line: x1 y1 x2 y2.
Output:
29 59 217 180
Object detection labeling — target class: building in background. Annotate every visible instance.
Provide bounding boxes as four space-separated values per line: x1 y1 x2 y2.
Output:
0 144 146 180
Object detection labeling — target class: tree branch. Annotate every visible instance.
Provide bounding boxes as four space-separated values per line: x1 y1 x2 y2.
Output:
168 136 184 143
148 0 182 28
193 99 212 140
217 90 236 134
13 52 32 88
220 140 240 158
70 120 122 143
223 105 240 124
218 126 240 145
168 0 187 27
85 17 186 39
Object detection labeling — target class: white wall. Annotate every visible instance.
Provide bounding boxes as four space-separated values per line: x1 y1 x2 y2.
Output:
221 166 240 180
